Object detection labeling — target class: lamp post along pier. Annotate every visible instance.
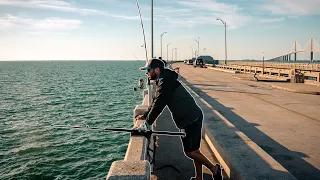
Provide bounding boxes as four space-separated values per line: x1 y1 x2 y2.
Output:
189 46 194 59
217 18 227 65
160 32 167 59
167 43 171 62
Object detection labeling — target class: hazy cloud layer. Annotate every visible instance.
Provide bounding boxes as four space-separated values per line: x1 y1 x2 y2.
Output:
153 0 252 29
0 0 140 20
0 14 82 30
263 0 320 16
260 17 285 23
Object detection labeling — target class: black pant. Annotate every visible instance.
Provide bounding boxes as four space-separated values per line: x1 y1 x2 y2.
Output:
181 114 203 152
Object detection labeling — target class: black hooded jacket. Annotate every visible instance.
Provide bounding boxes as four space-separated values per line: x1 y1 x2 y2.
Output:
144 69 202 129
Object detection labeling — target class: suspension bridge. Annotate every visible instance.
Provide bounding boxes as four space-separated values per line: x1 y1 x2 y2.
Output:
269 38 320 62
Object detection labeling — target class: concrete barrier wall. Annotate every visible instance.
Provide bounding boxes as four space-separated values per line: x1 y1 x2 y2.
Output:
106 88 154 180
223 62 320 72
214 64 320 82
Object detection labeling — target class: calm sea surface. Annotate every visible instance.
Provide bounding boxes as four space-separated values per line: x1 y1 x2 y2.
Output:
0 61 146 180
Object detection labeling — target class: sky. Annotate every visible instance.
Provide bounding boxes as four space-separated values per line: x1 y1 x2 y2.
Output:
0 0 320 61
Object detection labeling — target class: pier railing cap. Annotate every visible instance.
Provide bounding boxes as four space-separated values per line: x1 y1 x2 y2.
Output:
106 160 151 180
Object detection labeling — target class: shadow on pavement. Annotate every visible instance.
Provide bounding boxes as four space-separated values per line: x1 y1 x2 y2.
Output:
152 108 218 180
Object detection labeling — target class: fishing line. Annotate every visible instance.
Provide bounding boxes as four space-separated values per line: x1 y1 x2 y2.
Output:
132 52 139 61
135 0 148 62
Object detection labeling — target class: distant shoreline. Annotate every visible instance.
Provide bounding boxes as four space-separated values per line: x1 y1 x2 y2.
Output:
0 60 145 62
0 60 319 64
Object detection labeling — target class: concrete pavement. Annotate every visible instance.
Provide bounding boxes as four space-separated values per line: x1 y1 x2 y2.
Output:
151 108 228 180
174 63 320 180
271 83 320 95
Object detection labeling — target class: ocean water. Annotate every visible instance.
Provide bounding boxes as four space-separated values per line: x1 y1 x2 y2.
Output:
0 61 146 180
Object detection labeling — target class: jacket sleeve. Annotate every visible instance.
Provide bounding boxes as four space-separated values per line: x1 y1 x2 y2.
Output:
145 77 173 126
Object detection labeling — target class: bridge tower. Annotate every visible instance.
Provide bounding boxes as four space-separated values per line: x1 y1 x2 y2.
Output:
294 41 297 61
311 37 314 62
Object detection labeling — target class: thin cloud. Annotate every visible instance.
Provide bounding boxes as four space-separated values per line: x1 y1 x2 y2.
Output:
0 14 18 29
0 14 82 30
0 0 140 20
263 0 320 16
177 0 241 14
260 17 285 23
156 0 252 29
33 18 82 30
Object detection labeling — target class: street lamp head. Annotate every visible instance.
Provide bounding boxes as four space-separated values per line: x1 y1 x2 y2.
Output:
216 18 226 25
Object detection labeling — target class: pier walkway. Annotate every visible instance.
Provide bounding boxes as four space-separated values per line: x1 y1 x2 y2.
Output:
151 107 228 180
170 63 320 180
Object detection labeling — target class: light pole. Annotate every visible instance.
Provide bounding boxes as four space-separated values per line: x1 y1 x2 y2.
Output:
167 43 171 62
263 52 265 75
151 0 154 59
172 48 176 63
217 18 227 65
160 32 167 59
194 37 200 58
175 48 178 61
189 46 194 59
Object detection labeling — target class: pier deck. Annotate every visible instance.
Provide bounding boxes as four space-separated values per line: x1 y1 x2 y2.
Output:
171 63 320 180
151 107 229 180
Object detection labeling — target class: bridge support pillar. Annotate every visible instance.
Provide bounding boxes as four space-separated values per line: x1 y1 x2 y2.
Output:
311 37 314 62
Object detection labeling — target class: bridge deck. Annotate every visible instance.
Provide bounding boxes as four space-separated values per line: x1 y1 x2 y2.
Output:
172 63 320 180
151 107 229 180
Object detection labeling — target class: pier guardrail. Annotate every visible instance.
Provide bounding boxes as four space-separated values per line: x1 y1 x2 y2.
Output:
222 62 320 72
211 64 320 83
106 82 157 180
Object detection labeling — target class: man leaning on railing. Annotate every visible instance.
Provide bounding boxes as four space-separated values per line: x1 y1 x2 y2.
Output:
134 59 223 180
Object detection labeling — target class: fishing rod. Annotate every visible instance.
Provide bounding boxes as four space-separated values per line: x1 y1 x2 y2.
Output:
135 0 148 62
52 125 186 137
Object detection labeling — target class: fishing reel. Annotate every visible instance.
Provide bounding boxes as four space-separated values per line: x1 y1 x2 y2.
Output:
133 78 145 91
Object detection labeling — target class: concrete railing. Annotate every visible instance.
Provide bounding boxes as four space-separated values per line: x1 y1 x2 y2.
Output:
106 82 157 179
106 106 150 179
213 64 320 82
223 62 320 72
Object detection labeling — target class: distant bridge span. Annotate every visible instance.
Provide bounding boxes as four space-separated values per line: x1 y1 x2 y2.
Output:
269 38 320 61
